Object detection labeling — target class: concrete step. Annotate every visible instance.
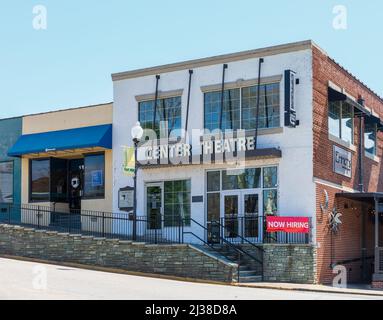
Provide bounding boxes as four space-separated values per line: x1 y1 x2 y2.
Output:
239 270 259 277
238 275 262 283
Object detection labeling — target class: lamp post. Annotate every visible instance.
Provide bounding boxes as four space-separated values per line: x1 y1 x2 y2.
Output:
131 122 143 241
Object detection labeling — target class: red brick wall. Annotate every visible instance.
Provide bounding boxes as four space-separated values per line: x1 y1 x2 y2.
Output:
312 46 383 284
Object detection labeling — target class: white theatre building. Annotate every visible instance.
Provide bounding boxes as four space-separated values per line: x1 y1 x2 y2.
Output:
112 41 314 244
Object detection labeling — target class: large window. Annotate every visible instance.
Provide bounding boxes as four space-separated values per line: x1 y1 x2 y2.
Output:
365 121 377 155
204 83 280 132
30 159 50 202
328 101 354 143
0 161 14 203
164 180 191 227
84 154 105 199
206 166 278 221
139 96 182 138
30 158 68 202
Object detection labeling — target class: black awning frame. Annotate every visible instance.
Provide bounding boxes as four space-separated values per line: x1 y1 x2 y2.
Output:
328 86 383 131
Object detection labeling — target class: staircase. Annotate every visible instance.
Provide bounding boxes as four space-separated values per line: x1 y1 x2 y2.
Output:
202 244 263 283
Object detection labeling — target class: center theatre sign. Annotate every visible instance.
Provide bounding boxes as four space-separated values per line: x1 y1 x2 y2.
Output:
137 135 260 165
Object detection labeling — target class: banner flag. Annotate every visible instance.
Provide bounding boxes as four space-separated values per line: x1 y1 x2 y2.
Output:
123 147 135 176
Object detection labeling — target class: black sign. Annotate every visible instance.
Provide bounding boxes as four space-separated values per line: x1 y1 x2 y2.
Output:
284 69 297 127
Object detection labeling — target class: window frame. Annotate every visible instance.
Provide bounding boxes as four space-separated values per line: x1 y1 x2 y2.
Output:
29 158 51 203
203 81 281 132
205 166 279 225
82 152 106 200
138 95 183 140
364 121 377 156
0 160 15 204
328 100 354 144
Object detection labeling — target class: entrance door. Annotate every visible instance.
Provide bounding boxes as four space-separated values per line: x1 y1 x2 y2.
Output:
242 191 262 242
222 192 240 239
69 159 84 214
146 183 163 230
221 190 262 241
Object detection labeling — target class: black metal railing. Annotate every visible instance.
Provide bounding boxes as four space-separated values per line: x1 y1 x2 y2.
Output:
207 216 312 245
0 203 185 244
0 203 312 246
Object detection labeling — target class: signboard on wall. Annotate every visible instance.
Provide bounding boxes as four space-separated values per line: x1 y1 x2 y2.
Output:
266 216 310 233
118 186 134 212
284 69 297 127
333 145 352 178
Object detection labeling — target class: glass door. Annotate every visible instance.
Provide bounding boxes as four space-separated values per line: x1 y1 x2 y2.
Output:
242 191 262 242
146 183 163 230
220 190 262 242
221 192 240 239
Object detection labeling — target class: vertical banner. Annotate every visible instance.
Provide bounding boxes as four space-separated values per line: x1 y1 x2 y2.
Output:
123 147 135 176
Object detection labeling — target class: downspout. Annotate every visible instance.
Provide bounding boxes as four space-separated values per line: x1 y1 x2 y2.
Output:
254 58 264 149
219 64 228 131
184 70 193 135
358 97 365 193
152 75 161 133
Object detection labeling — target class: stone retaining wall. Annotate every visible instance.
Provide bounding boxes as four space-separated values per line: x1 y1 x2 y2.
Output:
0 224 237 283
262 244 317 284
0 224 317 284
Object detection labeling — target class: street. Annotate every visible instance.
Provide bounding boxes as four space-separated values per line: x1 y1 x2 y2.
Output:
0 258 381 300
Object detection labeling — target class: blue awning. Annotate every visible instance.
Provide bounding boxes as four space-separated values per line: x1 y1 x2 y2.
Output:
8 124 112 157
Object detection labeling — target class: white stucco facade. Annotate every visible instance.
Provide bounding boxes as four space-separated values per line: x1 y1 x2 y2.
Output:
112 42 316 244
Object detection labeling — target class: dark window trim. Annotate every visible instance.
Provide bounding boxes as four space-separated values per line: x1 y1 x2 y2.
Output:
29 157 51 203
364 122 378 156
203 82 281 132
328 100 354 144
83 152 106 200
0 159 15 204
138 96 183 139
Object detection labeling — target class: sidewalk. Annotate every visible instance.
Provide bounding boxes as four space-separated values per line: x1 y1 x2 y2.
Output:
237 282 383 297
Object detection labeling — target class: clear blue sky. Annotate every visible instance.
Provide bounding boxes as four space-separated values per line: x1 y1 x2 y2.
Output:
1 0 382 118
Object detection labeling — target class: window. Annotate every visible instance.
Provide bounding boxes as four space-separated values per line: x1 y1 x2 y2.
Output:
204 83 280 132
242 83 280 130
84 154 105 199
30 159 50 202
328 101 354 143
204 89 240 132
365 121 377 155
50 158 68 202
206 166 278 222
222 168 261 190
0 161 14 203
164 180 191 227
138 96 182 138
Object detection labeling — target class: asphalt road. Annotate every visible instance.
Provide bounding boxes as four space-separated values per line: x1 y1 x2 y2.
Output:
0 258 381 300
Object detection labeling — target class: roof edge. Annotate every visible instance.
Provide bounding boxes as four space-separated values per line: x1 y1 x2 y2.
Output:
112 40 313 81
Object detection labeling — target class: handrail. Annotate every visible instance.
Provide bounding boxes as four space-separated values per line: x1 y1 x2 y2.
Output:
331 256 374 267
212 219 265 252
188 218 263 265
183 231 241 282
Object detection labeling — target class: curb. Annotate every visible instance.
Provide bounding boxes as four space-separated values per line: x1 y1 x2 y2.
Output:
234 283 383 297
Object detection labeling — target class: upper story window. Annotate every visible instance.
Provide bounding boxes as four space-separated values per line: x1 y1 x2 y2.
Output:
365 121 377 156
138 96 182 138
328 101 354 144
204 83 280 132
